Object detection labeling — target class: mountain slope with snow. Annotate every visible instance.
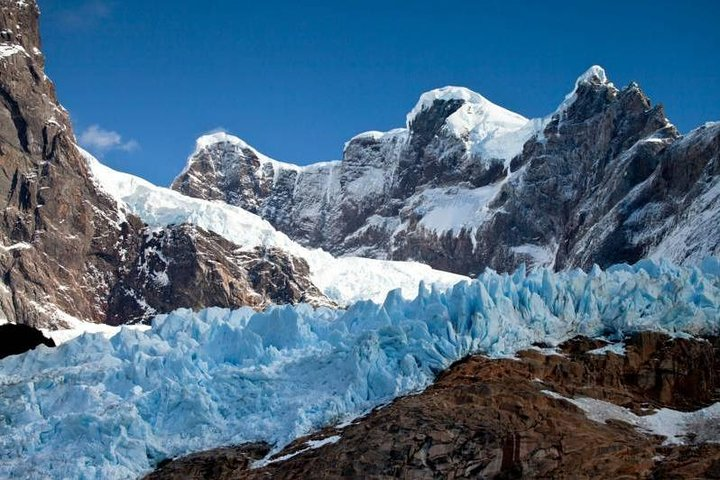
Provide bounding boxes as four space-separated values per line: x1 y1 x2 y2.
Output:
172 67 720 276
0 0 353 330
0 0 471 330
171 82 546 264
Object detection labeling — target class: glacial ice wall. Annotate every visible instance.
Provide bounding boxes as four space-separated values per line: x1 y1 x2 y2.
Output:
1 259 719 479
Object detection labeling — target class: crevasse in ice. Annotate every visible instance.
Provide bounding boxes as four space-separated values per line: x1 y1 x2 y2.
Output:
1 258 719 479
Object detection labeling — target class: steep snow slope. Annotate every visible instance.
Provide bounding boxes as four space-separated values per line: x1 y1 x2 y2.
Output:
85 150 466 306
1 259 718 479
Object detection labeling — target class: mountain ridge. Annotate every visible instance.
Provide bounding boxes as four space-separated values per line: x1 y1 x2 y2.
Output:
172 65 718 276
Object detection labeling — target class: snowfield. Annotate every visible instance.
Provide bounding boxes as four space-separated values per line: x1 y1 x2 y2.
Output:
542 390 720 445
1 259 719 479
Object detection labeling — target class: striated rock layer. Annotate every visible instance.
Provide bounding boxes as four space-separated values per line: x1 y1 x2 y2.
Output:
147 332 720 479
0 0 328 328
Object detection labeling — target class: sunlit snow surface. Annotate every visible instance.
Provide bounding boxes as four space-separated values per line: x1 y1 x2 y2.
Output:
542 390 720 445
0 259 719 478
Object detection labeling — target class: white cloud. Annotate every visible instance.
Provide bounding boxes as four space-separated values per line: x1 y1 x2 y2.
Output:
57 1 113 30
78 125 139 154
204 126 228 135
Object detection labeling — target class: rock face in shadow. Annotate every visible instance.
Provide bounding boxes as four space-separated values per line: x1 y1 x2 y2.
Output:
106 224 330 325
145 332 720 479
0 323 54 358
0 0 328 328
145 444 271 480
174 72 720 276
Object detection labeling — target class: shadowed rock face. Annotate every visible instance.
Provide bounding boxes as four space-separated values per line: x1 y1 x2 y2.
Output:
174 72 720 277
0 323 54 358
0 0 328 328
106 224 330 325
145 332 720 479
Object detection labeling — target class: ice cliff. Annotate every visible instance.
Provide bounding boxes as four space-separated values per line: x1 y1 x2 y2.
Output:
1 258 718 479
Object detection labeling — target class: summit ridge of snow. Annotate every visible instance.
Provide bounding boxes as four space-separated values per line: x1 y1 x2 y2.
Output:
186 131 341 180
406 85 529 131
577 65 608 86
194 131 250 151
183 131 305 177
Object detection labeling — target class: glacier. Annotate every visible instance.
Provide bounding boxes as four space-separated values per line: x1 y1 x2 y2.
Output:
1 259 719 479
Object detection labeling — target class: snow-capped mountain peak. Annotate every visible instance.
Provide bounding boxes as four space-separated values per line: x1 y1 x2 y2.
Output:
406 85 529 131
185 131 301 176
555 64 617 115
576 64 609 86
172 64 718 277
194 131 250 150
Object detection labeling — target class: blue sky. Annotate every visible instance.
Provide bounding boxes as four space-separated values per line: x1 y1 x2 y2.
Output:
39 0 720 186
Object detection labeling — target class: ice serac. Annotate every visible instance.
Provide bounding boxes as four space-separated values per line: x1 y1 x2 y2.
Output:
0 259 718 479
0 0 333 328
172 66 720 275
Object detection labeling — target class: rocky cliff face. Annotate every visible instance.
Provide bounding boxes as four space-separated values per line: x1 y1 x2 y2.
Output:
0 0 327 328
173 69 720 276
0 0 134 327
146 332 720 479
107 224 328 325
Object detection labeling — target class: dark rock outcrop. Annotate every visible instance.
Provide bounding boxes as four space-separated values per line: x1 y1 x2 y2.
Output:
107 224 329 325
146 333 720 479
145 444 271 480
0 0 328 328
0 323 54 358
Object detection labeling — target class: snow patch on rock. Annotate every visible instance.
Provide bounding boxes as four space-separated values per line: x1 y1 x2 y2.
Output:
0 42 27 60
543 390 720 445
554 65 615 117
410 183 504 235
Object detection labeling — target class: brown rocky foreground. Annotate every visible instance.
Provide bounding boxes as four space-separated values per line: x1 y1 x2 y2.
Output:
146 332 720 479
